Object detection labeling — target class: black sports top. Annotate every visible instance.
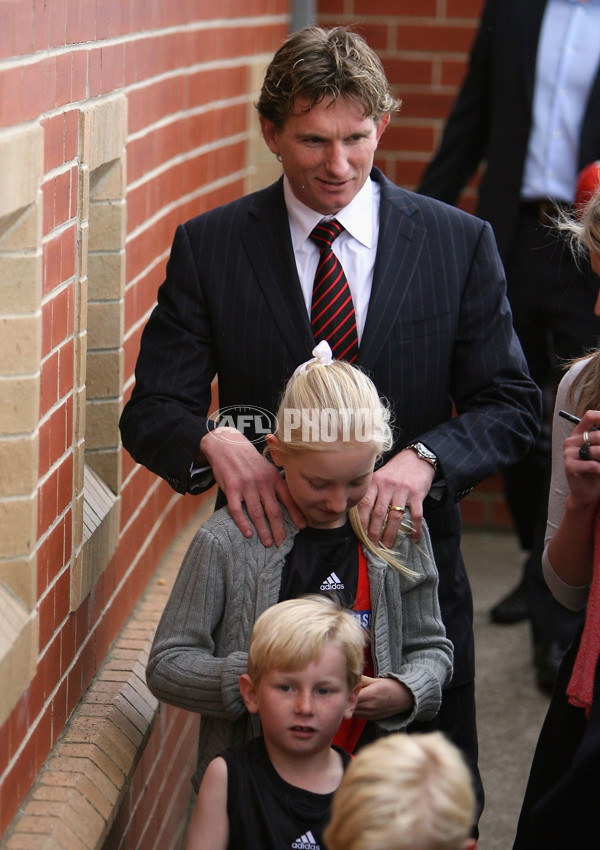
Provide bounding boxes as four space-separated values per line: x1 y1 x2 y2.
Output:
223 735 351 850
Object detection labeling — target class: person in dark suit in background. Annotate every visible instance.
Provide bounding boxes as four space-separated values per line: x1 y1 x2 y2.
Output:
418 0 600 692
119 26 541 822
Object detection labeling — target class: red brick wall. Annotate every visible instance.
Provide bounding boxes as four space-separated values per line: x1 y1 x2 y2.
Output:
103 705 199 850
318 0 485 197
0 1 289 839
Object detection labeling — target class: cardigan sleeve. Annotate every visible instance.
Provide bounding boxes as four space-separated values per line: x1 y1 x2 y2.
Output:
146 508 295 719
146 517 251 720
371 516 454 731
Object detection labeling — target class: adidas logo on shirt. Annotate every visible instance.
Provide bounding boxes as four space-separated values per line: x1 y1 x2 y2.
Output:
292 831 320 849
320 571 344 591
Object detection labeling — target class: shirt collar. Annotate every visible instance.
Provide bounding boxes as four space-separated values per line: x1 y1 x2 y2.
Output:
284 176 375 252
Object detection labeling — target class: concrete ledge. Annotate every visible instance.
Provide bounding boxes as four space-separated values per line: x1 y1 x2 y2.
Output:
0 585 38 729
1 500 213 850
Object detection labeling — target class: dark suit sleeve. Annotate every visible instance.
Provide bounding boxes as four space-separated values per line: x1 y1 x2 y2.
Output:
119 224 216 494
417 0 495 203
420 216 541 499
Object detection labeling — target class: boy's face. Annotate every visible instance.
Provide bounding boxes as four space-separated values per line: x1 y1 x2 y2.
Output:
267 437 377 529
240 645 359 760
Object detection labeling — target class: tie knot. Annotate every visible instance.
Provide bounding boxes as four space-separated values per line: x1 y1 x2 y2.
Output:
310 219 344 250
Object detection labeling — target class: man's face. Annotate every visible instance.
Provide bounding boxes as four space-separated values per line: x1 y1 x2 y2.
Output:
260 95 389 216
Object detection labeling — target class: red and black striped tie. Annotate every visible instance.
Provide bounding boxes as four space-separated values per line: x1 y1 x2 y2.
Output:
310 219 359 363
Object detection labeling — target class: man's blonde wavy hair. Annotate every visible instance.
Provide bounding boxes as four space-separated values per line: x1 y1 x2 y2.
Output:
257 26 401 129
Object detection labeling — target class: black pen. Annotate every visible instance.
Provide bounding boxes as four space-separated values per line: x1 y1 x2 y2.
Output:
559 410 599 430
559 410 581 425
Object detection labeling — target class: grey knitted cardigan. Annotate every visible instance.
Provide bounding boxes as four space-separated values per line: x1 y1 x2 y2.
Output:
146 507 453 789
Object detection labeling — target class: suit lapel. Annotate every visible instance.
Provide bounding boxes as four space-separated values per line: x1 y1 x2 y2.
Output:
519 0 547 112
358 169 425 372
240 178 314 364
581 58 600 165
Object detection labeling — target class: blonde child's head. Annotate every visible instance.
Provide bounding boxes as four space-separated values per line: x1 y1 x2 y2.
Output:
266 343 415 575
246 595 364 691
269 342 393 459
324 732 476 850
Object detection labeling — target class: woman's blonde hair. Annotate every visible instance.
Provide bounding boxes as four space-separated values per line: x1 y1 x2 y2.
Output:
555 185 600 261
272 358 416 576
555 189 600 412
324 732 475 850
246 595 364 690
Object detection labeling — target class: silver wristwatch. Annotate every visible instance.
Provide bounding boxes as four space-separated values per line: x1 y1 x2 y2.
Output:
405 442 438 470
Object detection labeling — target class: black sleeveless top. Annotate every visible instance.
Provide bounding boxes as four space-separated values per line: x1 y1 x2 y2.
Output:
223 735 350 850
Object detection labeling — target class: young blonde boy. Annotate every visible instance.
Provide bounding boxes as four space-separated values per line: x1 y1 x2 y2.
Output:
324 732 477 850
184 596 364 850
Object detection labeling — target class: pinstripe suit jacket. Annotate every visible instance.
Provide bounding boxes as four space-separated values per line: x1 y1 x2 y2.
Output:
120 166 541 684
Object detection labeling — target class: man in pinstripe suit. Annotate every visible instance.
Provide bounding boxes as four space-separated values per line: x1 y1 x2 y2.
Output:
120 27 540 822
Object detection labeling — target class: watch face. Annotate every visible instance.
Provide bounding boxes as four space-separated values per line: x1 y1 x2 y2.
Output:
411 443 437 466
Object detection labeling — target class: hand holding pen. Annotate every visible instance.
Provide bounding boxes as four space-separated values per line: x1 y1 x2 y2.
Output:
557 410 600 522
559 410 600 462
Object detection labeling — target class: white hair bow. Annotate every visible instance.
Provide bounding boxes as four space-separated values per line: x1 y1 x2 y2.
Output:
291 341 334 380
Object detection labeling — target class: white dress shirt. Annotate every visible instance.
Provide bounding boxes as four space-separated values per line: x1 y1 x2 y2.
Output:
521 0 600 202
283 175 380 343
